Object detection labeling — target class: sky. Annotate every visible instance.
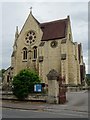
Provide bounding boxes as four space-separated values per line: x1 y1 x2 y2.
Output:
0 1 89 73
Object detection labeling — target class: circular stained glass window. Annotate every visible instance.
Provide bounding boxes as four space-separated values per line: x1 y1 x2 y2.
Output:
50 41 58 48
25 30 36 45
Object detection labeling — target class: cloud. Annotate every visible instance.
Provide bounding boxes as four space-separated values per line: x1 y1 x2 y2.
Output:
0 0 89 2
0 4 2 69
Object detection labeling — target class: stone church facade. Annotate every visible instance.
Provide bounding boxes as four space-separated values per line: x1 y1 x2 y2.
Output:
3 11 85 88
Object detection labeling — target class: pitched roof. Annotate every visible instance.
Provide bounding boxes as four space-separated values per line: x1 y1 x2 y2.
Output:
40 18 68 41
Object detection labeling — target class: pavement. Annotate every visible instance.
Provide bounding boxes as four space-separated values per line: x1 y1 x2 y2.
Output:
1 91 89 113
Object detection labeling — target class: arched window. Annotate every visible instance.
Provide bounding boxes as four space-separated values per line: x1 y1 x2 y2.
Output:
22 47 27 60
7 75 9 83
33 46 37 59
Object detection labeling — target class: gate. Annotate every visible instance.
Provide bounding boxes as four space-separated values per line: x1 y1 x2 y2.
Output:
58 75 67 104
58 86 66 104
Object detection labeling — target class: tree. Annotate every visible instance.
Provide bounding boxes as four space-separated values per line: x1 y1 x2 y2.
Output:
86 74 90 86
0 69 5 77
0 69 6 82
12 69 41 100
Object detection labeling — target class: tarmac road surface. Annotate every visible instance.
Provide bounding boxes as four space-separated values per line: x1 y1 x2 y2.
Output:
2 107 88 118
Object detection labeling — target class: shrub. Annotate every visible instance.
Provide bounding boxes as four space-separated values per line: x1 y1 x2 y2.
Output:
12 69 41 100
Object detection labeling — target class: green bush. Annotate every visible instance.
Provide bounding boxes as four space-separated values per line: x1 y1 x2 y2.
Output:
86 77 90 86
12 69 41 100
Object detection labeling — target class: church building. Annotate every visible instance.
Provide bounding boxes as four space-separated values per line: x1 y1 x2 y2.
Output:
3 10 86 88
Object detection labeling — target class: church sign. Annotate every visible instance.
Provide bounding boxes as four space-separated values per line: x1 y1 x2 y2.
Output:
34 84 42 92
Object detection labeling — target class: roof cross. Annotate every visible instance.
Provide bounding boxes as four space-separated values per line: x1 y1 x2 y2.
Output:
30 7 32 14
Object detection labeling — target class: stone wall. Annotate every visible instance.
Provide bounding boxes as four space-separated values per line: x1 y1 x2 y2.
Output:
2 92 47 102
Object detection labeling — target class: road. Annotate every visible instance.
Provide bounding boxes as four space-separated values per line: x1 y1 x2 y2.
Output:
2 107 88 118
1 90 89 118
